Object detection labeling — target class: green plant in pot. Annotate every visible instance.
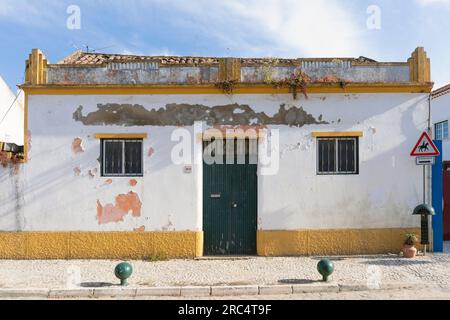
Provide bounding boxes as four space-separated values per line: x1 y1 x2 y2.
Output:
403 234 418 258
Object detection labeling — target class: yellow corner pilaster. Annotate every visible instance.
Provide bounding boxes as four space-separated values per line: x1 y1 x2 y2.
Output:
408 47 431 83
219 58 241 82
25 49 48 86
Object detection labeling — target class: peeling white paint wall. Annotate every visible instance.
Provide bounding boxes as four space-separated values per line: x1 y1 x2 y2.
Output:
0 93 428 232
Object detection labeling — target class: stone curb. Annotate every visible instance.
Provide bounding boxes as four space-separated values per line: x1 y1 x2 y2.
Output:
136 287 181 297
293 283 340 294
338 282 424 293
0 289 50 298
211 285 259 296
259 285 293 295
180 286 211 297
338 284 371 292
0 282 428 299
93 288 138 298
49 289 94 298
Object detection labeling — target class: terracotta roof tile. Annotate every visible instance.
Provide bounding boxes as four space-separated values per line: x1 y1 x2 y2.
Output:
57 50 378 67
58 51 223 65
432 84 450 98
58 51 305 66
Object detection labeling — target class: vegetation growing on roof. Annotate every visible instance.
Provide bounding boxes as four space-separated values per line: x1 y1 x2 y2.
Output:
270 70 312 100
257 58 351 99
261 58 280 83
316 75 351 89
214 80 238 94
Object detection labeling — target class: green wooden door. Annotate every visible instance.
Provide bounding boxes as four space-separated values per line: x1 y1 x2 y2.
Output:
203 139 258 256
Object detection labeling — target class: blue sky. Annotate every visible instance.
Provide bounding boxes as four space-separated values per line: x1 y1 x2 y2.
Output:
0 0 449 90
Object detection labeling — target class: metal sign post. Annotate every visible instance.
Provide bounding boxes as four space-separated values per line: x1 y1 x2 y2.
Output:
411 132 440 256
423 165 426 204
423 165 427 256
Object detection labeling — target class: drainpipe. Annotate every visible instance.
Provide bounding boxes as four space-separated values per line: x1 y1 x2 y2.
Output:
426 93 433 205
428 92 433 251
428 93 432 133
428 92 433 204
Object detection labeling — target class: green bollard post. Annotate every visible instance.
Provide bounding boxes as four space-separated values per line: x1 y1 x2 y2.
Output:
317 259 334 282
115 262 133 286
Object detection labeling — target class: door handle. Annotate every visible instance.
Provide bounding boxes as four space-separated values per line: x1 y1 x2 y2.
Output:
232 202 238 208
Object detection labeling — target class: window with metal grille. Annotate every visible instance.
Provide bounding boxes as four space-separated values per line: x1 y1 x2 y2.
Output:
101 139 143 177
435 121 449 141
317 137 359 175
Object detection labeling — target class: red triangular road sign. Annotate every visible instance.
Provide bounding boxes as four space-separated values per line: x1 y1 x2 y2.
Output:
410 132 440 156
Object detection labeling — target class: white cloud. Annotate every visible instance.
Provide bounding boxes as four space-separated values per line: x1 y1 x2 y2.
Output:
155 0 368 57
417 0 450 7
0 0 63 27
0 0 370 59
120 48 176 56
0 1 153 59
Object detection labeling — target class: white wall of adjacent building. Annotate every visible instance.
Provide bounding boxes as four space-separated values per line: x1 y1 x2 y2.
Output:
432 91 450 160
0 76 24 145
0 92 429 232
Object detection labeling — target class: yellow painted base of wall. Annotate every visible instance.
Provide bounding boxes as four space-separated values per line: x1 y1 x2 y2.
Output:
0 229 423 259
257 228 422 256
0 232 203 260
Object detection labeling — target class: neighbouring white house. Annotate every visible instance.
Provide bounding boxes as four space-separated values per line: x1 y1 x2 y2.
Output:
0 76 24 147
0 47 435 259
432 85 450 161
431 84 450 242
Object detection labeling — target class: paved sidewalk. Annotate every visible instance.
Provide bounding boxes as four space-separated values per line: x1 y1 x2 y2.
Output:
0 254 448 298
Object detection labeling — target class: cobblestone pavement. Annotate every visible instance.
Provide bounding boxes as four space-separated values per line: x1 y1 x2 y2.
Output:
0 253 449 290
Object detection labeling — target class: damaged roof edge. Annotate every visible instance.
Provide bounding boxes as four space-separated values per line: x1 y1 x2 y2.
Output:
23 47 432 87
48 61 410 69
55 50 410 68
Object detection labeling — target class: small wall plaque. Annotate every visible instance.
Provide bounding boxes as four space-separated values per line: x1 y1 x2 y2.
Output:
183 165 193 174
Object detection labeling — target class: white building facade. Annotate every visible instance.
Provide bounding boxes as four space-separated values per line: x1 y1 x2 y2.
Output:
0 48 433 259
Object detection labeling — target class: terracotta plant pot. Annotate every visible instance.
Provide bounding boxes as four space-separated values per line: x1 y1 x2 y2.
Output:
403 245 417 258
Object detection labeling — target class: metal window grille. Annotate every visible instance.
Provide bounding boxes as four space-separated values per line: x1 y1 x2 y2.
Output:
317 137 359 175
101 139 143 177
